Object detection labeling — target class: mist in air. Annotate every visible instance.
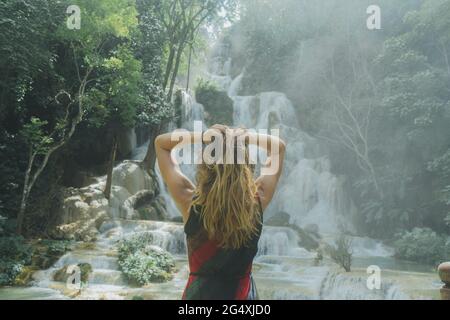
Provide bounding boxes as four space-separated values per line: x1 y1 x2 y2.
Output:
0 0 448 300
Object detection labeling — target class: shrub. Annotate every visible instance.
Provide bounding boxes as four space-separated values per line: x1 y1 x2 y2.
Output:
39 239 72 256
117 232 175 286
195 79 234 126
0 236 32 265
0 261 23 286
394 228 450 265
326 235 353 272
0 236 32 286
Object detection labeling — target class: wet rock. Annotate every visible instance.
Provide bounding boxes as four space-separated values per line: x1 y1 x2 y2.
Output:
112 161 155 195
14 266 37 286
51 210 107 242
266 211 321 251
52 160 168 240
266 211 290 227
54 263 92 283
121 190 168 221
171 216 183 223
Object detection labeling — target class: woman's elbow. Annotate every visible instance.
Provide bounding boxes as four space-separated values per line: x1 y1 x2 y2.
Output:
154 134 163 149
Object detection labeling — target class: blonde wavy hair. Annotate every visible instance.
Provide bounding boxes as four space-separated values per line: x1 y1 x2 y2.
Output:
191 127 261 249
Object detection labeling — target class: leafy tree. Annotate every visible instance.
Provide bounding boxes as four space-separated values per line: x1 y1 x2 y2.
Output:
11 0 141 234
92 46 143 199
394 228 450 265
139 0 236 171
135 0 174 171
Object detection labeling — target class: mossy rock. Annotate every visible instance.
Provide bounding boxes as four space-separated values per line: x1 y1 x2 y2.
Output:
14 266 37 286
171 216 183 223
54 263 92 283
31 254 57 270
31 239 73 269
75 242 96 250
137 207 160 221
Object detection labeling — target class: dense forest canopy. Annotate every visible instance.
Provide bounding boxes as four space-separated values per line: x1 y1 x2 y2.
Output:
0 0 233 235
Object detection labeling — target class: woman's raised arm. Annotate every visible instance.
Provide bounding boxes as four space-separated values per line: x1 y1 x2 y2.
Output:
249 132 286 211
155 131 200 222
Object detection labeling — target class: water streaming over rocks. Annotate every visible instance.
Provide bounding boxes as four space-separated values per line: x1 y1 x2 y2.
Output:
0 41 439 300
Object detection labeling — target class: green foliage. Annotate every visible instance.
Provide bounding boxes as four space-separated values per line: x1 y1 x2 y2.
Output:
136 83 173 127
195 79 234 126
428 148 450 227
0 236 32 286
86 45 142 130
0 0 221 235
134 0 174 128
0 237 73 286
394 228 450 265
0 237 32 265
57 0 139 57
117 233 176 286
0 261 23 287
0 0 178 234
20 118 53 155
38 239 73 256
30 239 73 270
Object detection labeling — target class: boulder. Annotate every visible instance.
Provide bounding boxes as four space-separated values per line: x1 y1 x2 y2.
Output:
266 211 290 227
51 210 107 242
112 161 156 195
54 263 92 283
266 211 321 251
14 266 37 286
52 159 167 239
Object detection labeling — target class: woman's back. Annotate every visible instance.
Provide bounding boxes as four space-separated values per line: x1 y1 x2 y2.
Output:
183 202 263 300
155 125 286 300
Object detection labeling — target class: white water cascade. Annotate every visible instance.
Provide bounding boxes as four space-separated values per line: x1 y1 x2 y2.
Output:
0 42 439 301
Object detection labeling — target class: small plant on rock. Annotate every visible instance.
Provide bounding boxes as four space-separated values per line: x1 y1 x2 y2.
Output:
117 232 176 286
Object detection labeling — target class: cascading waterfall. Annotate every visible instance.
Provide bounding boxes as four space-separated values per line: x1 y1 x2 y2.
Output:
0 41 437 301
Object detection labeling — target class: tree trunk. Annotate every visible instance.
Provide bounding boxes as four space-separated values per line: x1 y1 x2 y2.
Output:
168 41 186 101
16 189 28 236
104 135 118 200
163 46 176 90
186 45 193 91
16 148 34 235
143 125 161 173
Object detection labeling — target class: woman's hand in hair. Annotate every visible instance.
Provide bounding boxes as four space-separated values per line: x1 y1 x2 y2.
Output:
203 124 230 143
210 124 229 132
206 125 247 139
